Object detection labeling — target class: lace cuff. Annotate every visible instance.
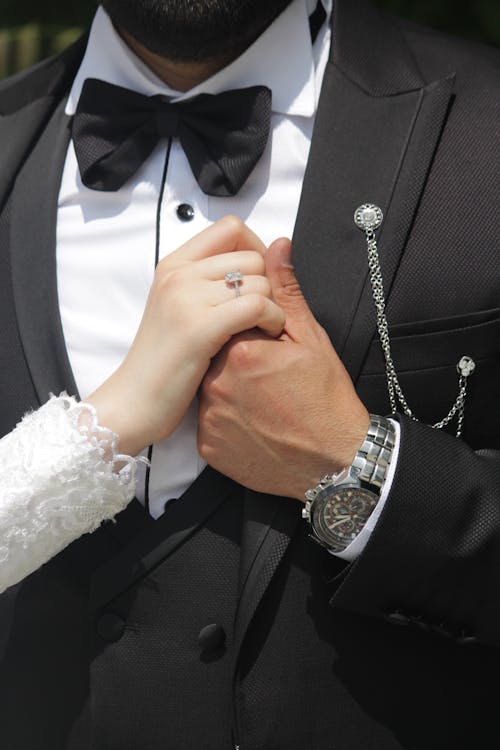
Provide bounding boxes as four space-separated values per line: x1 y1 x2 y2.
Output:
0 394 137 594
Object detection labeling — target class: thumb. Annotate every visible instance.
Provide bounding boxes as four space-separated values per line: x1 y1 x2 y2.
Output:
265 238 316 334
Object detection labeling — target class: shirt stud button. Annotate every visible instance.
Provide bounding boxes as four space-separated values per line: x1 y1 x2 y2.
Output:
176 203 195 222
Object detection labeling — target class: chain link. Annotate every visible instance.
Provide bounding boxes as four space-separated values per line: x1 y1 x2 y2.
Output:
362 220 473 439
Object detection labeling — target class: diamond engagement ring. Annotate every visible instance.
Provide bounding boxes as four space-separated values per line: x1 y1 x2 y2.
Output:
225 270 244 297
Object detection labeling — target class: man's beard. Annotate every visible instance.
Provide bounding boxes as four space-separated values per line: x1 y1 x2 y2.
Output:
100 0 294 62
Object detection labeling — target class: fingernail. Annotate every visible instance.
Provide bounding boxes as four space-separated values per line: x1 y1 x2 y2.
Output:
278 239 293 268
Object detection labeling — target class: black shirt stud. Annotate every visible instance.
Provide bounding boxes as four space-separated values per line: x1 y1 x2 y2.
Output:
176 203 195 222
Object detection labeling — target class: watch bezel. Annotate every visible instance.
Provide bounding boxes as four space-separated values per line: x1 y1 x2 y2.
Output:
309 482 379 552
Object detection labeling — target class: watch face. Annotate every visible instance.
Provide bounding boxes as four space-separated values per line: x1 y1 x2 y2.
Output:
311 485 378 552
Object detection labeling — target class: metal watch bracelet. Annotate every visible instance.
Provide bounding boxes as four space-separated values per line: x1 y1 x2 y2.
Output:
352 414 396 489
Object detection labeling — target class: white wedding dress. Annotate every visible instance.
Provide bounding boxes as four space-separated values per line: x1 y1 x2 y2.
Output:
0 394 137 594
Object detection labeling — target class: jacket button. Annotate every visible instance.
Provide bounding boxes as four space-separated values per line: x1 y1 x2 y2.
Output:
385 611 410 626
96 613 126 642
198 623 226 654
176 203 195 222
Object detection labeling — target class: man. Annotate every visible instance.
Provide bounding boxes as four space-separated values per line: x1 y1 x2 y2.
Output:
0 0 499 748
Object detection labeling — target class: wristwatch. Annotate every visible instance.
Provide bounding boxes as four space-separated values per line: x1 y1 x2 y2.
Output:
302 415 396 553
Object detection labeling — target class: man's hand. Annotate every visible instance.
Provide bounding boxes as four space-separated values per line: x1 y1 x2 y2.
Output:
198 238 370 500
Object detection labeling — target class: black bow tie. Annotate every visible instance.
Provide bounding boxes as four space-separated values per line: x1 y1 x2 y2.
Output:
72 78 272 197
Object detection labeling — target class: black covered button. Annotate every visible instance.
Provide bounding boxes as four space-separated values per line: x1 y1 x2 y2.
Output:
198 623 226 655
176 203 195 222
96 613 126 642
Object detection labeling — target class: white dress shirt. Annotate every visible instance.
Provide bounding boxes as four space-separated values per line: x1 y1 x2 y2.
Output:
57 0 399 557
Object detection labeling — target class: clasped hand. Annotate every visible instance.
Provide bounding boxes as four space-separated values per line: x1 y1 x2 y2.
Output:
198 237 369 500
89 217 369 498
88 216 284 457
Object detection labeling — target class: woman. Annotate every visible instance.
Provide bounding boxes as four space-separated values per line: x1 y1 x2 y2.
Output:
0 217 284 593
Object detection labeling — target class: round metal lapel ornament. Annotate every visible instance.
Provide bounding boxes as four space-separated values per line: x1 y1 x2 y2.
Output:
354 204 384 231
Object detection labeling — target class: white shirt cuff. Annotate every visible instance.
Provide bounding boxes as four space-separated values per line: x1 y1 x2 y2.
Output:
332 418 401 562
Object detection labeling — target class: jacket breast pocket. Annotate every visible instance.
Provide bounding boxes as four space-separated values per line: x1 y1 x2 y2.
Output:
356 308 500 448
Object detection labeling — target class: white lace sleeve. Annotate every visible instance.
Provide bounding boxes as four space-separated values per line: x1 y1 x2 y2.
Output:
0 393 138 594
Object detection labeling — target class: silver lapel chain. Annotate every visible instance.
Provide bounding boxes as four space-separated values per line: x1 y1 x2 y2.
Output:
354 203 475 438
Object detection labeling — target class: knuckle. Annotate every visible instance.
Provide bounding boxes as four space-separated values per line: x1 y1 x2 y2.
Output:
227 337 254 367
201 371 225 399
206 378 222 399
221 214 245 234
197 435 211 460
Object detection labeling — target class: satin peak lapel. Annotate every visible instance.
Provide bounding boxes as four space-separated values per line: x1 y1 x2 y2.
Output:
3 35 88 405
0 35 87 214
10 101 78 404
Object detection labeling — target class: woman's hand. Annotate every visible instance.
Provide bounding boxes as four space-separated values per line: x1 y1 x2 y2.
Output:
86 216 284 456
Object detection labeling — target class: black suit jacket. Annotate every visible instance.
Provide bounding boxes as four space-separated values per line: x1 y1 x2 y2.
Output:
0 1 499 748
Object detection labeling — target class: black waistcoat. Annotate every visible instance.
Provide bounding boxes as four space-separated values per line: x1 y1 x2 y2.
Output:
90 482 244 750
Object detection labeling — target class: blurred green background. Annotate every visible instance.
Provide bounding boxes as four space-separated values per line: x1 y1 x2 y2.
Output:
1 0 499 79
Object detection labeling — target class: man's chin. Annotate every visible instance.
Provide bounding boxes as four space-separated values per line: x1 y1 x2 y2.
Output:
101 0 294 62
